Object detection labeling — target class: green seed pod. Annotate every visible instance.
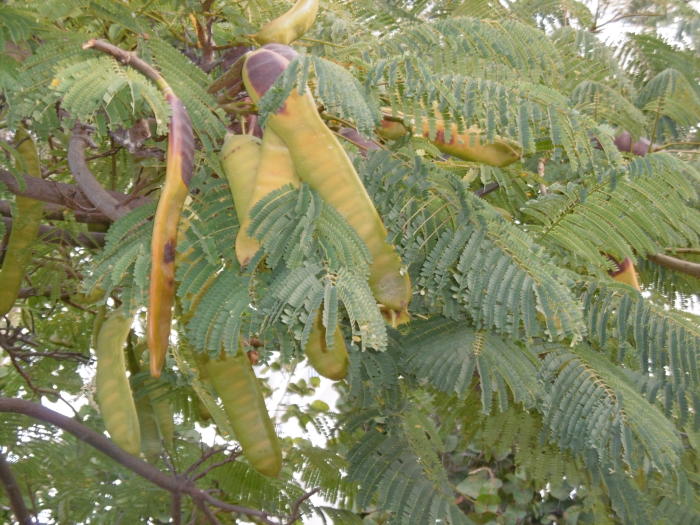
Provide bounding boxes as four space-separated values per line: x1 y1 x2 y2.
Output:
95 311 141 455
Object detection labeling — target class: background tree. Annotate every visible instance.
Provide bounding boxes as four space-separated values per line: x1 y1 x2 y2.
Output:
1 0 699 523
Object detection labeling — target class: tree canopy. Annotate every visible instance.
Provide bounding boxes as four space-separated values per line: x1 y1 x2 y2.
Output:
1 0 699 523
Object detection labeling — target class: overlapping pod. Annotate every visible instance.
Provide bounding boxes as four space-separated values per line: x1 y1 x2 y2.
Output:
0 129 44 317
242 45 411 325
253 0 319 45
95 311 141 455
134 390 162 463
304 311 348 380
201 348 282 477
220 133 262 227
609 257 641 291
236 129 300 266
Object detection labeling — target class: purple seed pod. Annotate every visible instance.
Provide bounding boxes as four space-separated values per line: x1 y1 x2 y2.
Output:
631 138 652 156
261 43 298 62
614 131 632 152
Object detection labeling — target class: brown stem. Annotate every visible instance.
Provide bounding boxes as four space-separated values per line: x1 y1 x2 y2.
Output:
284 487 320 525
0 451 33 525
67 124 129 221
172 489 183 525
648 253 700 278
0 170 149 215
665 247 700 255
474 182 500 198
1 217 106 248
83 39 169 91
0 398 278 525
0 199 110 224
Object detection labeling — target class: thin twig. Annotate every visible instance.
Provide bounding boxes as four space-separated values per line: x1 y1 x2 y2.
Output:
192 451 241 481
474 182 500 198
593 11 665 30
196 499 223 525
284 487 321 525
184 446 228 477
0 450 33 525
666 248 700 255
1 217 106 248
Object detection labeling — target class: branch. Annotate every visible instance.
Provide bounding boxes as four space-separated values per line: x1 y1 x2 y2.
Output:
83 39 169 91
284 487 320 525
648 253 700 278
0 199 110 224
0 398 278 525
0 170 149 215
0 450 33 525
474 182 500 198
1 217 105 248
666 247 700 255
67 124 130 221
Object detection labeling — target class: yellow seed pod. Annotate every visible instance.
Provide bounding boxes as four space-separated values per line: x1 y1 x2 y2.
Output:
253 0 320 45
235 129 299 267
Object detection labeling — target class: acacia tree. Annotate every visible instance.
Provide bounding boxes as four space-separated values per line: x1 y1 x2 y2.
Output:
1 0 700 523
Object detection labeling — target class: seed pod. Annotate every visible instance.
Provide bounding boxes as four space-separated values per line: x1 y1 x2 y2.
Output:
376 115 521 167
0 129 44 316
304 311 348 380
609 257 641 291
236 129 300 266
376 118 410 141
134 388 162 463
145 377 175 451
148 92 195 378
220 133 262 226
243 45 411 325
95 311 141 455
420 120 521 168
202 348 282 477
253 0 320 45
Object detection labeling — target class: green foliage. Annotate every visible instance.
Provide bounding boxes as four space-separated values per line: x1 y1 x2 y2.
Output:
1 0 699 523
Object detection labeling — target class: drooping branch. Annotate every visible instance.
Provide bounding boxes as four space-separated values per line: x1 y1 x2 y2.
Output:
648 253 700 278
1 217 105 248
67 124 130 221
0 398 281 525
0 450 33 525
0 170 149 215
